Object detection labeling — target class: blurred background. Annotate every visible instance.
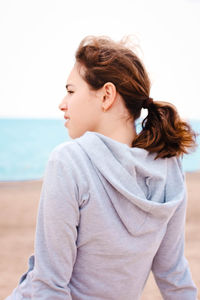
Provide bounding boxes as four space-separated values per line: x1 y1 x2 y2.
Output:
0 0 200 180
0 1 200 299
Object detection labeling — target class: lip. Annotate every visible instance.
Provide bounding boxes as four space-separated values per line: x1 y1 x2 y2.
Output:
64 116 70 120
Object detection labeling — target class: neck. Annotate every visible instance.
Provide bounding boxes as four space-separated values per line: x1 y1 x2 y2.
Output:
94 119 136 148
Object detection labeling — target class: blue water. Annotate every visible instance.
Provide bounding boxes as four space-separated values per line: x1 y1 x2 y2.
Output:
0 118 200 181
0 118 70 181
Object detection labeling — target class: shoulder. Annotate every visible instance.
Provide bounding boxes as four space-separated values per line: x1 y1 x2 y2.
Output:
46 139 89 190
43 140 83 182
166 156 185 181
48 139 84 166
164 156 186 205
42 140 89 201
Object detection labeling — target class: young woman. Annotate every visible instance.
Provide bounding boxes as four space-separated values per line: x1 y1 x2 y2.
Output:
6 35 198 299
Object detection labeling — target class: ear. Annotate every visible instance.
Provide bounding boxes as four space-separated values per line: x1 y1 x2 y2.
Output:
102 82 117 110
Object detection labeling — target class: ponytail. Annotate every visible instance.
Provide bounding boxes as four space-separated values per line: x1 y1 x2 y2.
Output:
74 35 198 159
132 100 198 159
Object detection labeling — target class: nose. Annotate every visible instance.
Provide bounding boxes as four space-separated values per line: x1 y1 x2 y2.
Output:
58 96 67 111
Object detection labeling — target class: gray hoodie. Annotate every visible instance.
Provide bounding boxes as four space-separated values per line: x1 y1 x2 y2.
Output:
6 131 198 300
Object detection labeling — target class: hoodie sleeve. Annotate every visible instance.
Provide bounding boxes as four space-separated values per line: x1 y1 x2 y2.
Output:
31 150 80 299
151 169 198 299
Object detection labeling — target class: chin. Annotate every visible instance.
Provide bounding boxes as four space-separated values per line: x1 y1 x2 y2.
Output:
67 129 88 139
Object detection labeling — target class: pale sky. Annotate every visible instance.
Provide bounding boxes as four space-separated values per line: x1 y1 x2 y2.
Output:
0 0 200 120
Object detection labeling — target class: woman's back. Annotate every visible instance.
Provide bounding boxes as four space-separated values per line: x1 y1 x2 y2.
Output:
9 131 197 300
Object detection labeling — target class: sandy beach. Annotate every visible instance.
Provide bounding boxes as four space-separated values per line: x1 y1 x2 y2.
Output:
0 172 199 299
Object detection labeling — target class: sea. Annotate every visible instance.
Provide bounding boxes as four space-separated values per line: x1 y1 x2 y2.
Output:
0 118 200 181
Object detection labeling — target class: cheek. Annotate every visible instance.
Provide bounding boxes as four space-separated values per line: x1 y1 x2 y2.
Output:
71 94 100 124
67 95 81 112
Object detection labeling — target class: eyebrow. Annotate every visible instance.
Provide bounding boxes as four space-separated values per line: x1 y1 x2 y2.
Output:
65 84 74 89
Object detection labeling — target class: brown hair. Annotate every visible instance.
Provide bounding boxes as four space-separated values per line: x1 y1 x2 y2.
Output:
75 35 197 159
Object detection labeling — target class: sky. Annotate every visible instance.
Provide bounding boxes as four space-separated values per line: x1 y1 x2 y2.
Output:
0 0 200 120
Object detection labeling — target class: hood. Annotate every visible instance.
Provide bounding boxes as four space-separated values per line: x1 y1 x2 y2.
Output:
76 131 186 227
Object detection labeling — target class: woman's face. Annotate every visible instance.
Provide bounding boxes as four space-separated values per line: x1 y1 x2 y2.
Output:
59 62 102 139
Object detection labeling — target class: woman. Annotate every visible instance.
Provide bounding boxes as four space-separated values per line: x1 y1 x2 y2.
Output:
6 35 198 299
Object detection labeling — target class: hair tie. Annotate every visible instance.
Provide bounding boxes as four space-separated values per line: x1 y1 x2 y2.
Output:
142 97 154 109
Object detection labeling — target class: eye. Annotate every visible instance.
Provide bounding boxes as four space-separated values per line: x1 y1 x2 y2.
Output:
67 90 74 94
